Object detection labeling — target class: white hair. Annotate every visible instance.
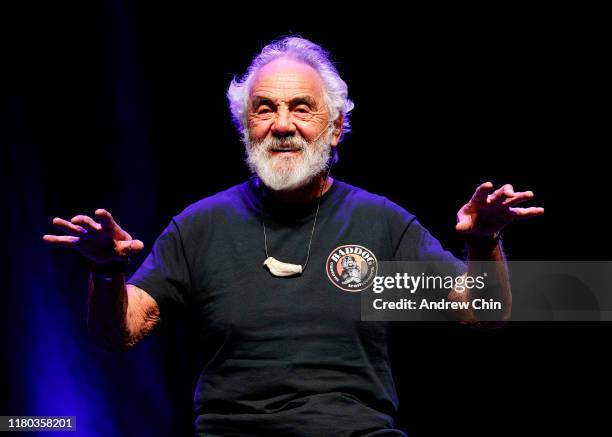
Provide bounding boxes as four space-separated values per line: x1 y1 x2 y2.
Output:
227 36 354 143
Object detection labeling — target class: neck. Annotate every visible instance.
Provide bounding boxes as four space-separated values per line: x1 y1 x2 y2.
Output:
259 173 334 203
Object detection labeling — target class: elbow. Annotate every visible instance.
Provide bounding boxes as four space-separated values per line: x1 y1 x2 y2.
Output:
455 302 512 328
460 310 512 329
87 323 134 353
484 299 512 326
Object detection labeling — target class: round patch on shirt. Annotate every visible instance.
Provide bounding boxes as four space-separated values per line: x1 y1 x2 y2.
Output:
326 245 378 292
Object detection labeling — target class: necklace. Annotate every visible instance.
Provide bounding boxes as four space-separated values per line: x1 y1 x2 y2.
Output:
260 169 331 277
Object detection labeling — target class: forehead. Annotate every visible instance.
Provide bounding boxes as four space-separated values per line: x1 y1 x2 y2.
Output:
249 58 325 101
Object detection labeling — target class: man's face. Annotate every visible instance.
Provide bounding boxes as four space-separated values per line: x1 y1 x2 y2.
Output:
244 58 341 191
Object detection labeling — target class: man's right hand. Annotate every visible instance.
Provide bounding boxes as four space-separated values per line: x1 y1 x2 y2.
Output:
43 209 159 351
43 209 144 265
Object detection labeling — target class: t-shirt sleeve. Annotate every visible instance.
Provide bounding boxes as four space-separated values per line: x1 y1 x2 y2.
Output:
127 218 191 315
384 198 467 276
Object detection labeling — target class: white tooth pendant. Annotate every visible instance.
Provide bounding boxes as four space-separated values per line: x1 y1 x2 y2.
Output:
263 257 303 277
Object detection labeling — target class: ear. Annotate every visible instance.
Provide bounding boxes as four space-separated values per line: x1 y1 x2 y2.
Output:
330 115 344 147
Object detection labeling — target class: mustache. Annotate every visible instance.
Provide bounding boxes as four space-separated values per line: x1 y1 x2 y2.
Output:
253 135 308 152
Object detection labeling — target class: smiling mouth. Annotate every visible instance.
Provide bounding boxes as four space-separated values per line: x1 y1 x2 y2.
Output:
270 148 301 153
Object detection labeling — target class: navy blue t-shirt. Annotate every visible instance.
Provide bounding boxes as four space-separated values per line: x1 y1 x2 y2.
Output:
128 178 465 436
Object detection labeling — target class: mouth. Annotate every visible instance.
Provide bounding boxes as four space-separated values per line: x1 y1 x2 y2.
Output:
269 148 301 155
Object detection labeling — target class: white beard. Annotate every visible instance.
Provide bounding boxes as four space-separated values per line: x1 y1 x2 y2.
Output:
244 127 333 191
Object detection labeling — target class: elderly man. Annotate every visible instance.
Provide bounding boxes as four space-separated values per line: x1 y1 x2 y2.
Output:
44 37 543 436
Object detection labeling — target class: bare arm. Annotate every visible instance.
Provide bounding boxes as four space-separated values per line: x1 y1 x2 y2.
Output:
448 240 511 323
449 182 544 323
44 209 159 350
87 273 160 351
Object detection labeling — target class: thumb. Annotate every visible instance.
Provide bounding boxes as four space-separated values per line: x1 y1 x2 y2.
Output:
455 217 472 233
116 239 145 256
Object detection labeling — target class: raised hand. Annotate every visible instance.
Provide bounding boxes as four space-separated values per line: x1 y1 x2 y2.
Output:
43 209 144 265
456 182 545 239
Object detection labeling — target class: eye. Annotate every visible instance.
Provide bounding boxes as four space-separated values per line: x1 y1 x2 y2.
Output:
254 106 275 119
256 106 272 114
293 105 310 113
292 106 314 120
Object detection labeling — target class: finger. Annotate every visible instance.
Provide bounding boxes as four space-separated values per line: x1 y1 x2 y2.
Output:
455 222 469 232
455 216 473 232
70 215 102 232
501 184 515 197
52 217 87 235
503 191 534 207
43 235 80 247
95 209 119 231
471 182 494 203
116 239 145 256
509 207 545 218
488 184 514 204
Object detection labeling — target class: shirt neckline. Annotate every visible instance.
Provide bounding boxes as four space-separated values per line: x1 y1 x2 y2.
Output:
246 176 342 223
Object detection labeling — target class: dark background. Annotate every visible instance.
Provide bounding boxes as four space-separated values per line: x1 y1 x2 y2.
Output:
2 2 609 436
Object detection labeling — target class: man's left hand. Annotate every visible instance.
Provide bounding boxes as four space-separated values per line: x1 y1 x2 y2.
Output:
456 182 544 239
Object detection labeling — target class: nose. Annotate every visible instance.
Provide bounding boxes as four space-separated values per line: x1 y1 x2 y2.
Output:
270 106 297 137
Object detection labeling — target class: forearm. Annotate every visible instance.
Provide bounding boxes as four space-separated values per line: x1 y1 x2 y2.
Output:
466 239 512 321
87 272 131 351
447 239 512 323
